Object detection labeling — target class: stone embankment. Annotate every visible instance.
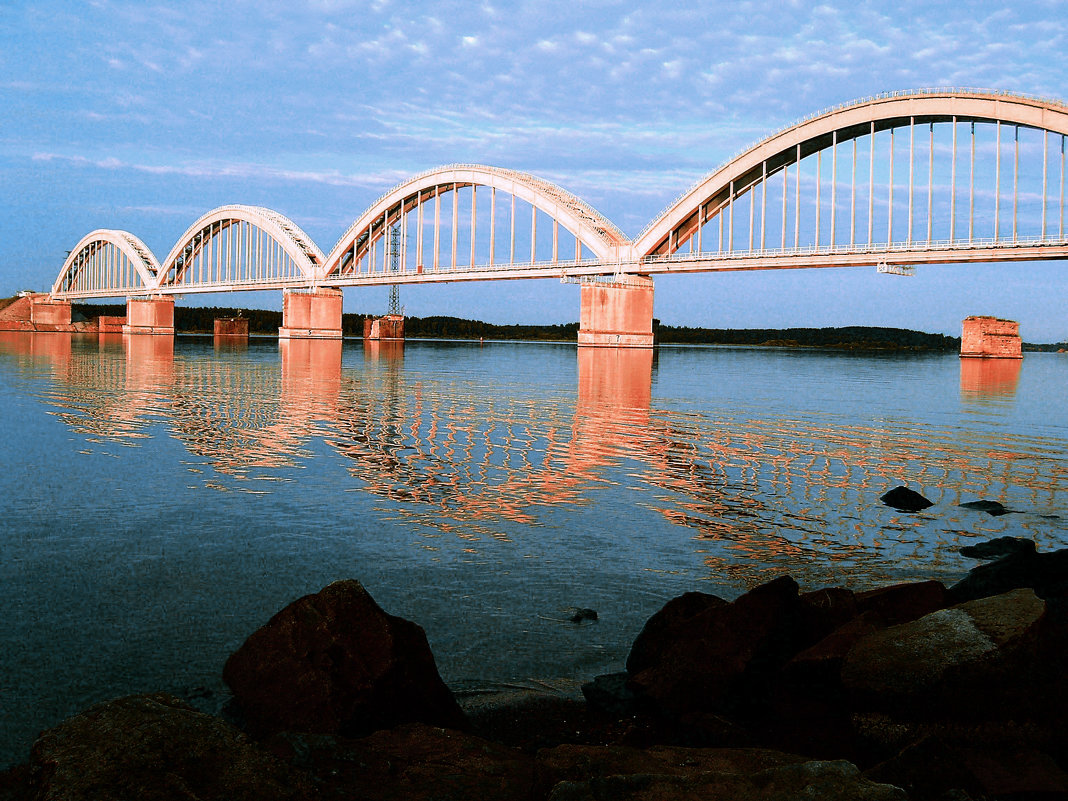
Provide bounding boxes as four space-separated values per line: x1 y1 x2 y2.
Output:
3 541 1067 801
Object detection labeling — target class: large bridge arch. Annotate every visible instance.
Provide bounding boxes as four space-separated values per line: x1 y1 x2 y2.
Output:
636 89 1068 259
155 205 325 292
321 164 630 280
53 229 161 299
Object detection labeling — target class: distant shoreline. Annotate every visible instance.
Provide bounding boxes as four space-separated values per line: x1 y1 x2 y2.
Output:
71 303 1067 352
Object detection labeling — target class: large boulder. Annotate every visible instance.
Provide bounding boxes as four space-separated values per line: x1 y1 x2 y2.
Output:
841 588 1048 714
627 577 812 720
224 579 465 737
625 591 727 675
26 693 314 801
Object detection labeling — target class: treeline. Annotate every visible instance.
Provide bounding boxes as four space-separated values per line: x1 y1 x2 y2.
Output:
74 303 1006 350
402 315 579 340
657 324 961 351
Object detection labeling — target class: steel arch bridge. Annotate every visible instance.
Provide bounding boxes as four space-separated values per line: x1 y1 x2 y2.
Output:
51 88 1068 302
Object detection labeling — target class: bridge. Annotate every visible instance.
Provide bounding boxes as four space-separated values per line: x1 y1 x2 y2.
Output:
44 89 1068 346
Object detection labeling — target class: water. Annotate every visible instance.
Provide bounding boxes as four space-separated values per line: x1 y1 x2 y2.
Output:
1 332 1065 767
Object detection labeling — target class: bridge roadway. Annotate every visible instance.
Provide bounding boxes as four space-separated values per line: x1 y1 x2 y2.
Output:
44 88 1068 347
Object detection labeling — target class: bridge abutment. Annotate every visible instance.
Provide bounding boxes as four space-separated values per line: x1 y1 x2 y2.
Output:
279 288 343 340
123 297 174 336
577 275 655 348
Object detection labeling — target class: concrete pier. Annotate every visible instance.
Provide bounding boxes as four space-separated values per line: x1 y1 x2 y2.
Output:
214 317 249 338
279 288 343 340
363 314 404 341
577 275 655 348
123 297 175 336
960 316 1022 359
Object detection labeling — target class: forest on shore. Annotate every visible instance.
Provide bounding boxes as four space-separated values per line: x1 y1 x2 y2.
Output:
72 303 1066 351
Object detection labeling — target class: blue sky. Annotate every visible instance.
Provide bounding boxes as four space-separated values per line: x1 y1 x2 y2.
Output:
2 1 1067 339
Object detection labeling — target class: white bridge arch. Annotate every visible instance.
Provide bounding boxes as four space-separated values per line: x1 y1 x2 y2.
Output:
53 230 160 298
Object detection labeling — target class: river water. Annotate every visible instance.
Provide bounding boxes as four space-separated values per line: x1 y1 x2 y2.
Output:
1 332 1065 766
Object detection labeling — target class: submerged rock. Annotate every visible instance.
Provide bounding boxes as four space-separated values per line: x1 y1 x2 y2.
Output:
879 486 933 512
26 693 313 801
223 579 465 737
567 607 599 624
958 535 1035 560
958 499 1012 516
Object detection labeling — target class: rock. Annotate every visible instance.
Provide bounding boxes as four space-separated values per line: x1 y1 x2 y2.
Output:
866 734 1068 801
223 579 465 737
582 672 641 718
784 582 946 688
535 742 805 798
880 486 934 512
627 577 812 720
273 723 534 801
841 588 1047 713
625 591 727 675
948 546 1068 603
544 757 906 800
567 607 598 623
958 535 1035 560
798 587 858 642
26 693 314 801
854 581 948 626
958 499 1012 516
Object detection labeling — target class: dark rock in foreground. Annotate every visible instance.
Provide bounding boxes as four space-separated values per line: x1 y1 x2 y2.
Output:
948 546 1068 603
544 758 907 800
841 588 1049 715
26 693 313 801
223 579 465 737
274 723 535 801
879 486 933 512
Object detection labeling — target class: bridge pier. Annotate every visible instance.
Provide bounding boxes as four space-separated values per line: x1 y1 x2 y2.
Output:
123 297 174 336
577 275 655 348
960 316 1022 359
279 288 343 339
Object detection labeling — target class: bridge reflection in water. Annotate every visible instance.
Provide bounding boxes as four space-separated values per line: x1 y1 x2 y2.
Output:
1 332 1064 589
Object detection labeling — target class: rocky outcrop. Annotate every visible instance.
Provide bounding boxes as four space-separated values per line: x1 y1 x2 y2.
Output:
25 693 314 801
223 579 465 737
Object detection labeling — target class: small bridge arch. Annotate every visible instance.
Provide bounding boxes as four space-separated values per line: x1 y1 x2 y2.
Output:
155 204 325 293
53 230 161 299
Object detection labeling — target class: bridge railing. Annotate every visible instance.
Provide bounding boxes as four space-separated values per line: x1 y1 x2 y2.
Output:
642 233 1068 265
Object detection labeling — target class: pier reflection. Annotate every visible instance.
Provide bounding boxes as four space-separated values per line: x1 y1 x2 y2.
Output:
960 357 1021 400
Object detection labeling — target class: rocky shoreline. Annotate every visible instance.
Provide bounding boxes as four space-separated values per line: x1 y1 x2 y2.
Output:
3 533 1066 800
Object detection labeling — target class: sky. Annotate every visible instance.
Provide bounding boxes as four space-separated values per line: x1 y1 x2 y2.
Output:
1 0 1066 339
